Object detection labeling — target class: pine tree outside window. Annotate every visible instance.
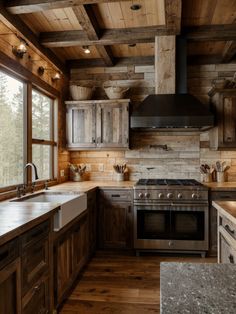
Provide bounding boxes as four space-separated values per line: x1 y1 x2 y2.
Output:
32 89 57 180
0 69 58 190
0 71 24 188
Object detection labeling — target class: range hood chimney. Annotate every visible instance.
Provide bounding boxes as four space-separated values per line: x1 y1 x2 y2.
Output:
130 36 214 131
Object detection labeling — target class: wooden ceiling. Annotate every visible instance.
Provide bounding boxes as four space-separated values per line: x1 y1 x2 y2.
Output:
1 0 236 71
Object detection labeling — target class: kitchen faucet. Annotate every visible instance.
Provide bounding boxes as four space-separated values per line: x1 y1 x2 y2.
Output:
23 163 39 194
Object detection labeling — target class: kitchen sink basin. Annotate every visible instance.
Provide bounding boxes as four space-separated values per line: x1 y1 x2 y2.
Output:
11 191 87 231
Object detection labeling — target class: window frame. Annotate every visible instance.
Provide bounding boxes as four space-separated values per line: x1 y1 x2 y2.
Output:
31 86 57 181
0 67 58 193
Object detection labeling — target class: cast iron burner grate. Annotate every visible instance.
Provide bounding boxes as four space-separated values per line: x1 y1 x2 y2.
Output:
136 179 202 186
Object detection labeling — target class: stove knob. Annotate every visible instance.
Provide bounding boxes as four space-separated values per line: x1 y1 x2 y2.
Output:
139 192 144 199
144 193 150 198
167 193 173 199
177 193 183 199
158 193 164 199
192 193 198 199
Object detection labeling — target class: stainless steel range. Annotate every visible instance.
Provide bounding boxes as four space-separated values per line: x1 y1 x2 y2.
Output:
133 179 209 257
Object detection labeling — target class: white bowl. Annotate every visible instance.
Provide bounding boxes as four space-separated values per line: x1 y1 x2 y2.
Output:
70 85 94 100
104 86 129 99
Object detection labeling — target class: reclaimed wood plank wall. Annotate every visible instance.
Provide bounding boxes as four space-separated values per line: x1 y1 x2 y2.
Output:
69 62 236 181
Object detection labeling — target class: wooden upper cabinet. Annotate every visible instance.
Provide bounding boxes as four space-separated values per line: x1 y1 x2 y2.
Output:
66 102 96 148
96 101 129 148
65 99 129 150
209 90 236 150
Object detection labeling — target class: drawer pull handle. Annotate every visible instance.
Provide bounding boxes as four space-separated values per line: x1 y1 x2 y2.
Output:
34 284 40 292
111 194 120 197
0 251 8 261
225 224 235 236
229 254 234 264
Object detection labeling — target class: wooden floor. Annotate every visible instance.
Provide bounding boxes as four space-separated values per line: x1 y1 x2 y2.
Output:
60 251 216 314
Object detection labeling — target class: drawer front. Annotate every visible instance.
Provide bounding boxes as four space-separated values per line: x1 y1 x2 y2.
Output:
211 191 236 201
0 238 19 270
100 189 132 202
21 221 50 249
21 238 49 295
220 215 236 240
219 232 236 264
22 274 49 314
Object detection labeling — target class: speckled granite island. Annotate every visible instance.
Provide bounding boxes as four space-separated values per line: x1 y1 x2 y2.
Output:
161 262 236 314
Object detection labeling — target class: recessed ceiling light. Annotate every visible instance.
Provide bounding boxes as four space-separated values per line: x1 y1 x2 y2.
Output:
82 45 91 54
128 44 136 47
130 4 142 11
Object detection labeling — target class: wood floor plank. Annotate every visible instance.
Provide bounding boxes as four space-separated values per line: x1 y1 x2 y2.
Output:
60 251 216 314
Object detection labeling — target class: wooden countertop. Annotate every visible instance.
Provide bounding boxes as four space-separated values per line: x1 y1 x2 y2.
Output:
0 202 60 246
0 181 134 246
49 180 135 193
212 201 236 225
203 182 236 191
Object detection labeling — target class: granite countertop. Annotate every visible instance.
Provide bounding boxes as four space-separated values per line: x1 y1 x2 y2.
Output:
212 201 236 224
161 262 236 314
0 202 60 246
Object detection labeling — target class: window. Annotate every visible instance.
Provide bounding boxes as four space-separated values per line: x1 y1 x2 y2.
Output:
0 69 57 190
0 71 24 188
32 89 56 180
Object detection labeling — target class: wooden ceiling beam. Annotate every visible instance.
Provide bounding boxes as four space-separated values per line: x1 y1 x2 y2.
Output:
72 4 114 66
0 3 67 74
185 25 236 42
67 56 155 68
222 41 236 63
5 0 128 14
40 26 177 48
165 0 182 34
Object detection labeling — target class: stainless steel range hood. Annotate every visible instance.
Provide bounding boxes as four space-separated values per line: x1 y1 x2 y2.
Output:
130 36 214 131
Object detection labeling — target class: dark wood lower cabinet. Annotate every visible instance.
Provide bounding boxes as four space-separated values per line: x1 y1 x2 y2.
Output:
54 212 89 307
0 258 21 314
99 189 133 249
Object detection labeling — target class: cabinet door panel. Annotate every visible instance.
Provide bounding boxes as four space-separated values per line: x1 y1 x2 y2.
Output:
96 102 129 148
67 104 96 148
56 234 72 302
72 215 88 273
100 201 133 249
0 258 21 314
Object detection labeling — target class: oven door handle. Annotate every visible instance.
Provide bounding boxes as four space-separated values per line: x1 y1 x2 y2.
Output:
171 202 208 207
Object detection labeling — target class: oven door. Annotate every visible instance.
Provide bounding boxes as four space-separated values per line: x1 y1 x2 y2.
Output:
170 204 205 241
134 203 208 251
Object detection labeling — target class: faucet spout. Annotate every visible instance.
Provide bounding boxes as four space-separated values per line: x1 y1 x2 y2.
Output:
24 163 39 186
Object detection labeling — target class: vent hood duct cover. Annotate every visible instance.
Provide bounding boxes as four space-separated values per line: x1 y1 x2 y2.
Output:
130 94 214 131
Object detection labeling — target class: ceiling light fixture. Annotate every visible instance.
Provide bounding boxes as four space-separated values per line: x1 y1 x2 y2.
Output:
130 4 142 10
37 65 61 82
12 36 28 58
82 45 91 54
